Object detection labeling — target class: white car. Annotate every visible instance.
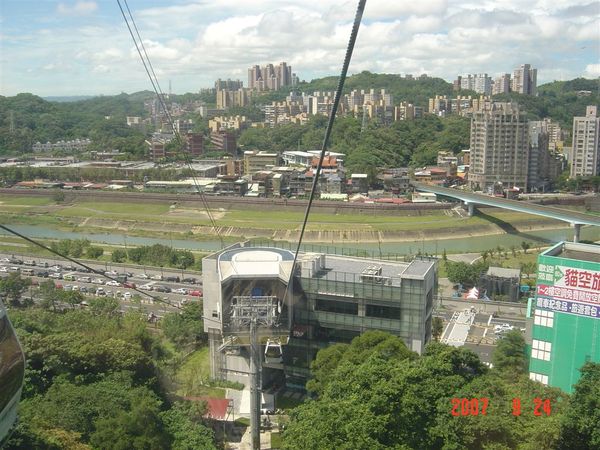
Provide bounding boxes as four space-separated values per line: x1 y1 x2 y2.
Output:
173 288 189 295
92 278 105 285
150 274 163 280
123 292 132 300
106 280 120 286
139 283 154 291
0 266 8 273
137 273 149 279
49 272 62 279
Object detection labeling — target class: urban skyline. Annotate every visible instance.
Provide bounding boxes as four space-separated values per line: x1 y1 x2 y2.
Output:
1 0 598 96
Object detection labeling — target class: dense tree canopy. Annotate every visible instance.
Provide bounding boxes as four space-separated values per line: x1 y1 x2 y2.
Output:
5 303 216 449
282 330 596 450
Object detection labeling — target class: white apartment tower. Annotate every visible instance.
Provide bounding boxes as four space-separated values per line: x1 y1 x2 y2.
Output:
512 64 537 95
460 74 492 95
492 74 511 95
469 102 529 191
570 106 600 178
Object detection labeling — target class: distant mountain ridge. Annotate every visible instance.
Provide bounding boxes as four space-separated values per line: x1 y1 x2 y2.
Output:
43 95 97 102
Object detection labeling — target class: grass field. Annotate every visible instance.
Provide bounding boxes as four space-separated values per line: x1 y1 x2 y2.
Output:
175 347 226 398
0 195 575 240
59 201 171 217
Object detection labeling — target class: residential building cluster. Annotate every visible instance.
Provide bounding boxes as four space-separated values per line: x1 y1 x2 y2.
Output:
454 63 537 96
32 138 92 153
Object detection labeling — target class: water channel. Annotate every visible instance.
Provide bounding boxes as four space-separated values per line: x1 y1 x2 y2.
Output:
2 224 600 257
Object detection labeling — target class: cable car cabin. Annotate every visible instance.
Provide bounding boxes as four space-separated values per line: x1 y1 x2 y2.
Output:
0 300 25 444
264 339 283 364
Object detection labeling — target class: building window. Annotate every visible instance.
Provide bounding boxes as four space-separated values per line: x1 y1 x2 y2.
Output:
366 304 401 320
531 339 552 361
529 372 548 385
315 298 358 315
534 309 554 328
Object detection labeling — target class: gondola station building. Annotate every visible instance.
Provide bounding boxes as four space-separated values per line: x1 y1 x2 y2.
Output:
527 241 600 393
202 243 437 390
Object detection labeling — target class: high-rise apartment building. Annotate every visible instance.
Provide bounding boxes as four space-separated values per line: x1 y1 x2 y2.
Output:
248 62 295 91
570 106 600 178
469 102 529 191
457 74 492 95
512 64 537 95
527 241 600 393
527 120 563 191
492 73 511 95
214 78 243 90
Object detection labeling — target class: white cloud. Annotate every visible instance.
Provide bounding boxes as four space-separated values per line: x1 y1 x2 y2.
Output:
584 64 600 78
2 0 599 96
57 1 98 16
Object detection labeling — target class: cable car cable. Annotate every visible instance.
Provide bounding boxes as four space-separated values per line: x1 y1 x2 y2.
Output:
283 0 366 300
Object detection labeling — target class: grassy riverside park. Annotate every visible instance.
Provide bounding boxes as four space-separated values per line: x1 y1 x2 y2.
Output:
0 194 572 246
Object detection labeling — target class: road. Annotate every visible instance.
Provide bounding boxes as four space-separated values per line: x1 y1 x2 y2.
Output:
1 252 204 318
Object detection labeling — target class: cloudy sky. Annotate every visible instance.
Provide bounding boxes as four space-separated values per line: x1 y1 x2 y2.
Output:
1 0 598 96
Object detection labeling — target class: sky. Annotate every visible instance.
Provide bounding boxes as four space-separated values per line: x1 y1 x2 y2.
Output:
0 0 598 97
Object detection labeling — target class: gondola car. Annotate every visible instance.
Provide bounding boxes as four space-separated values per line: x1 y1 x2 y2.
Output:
0 300 25 444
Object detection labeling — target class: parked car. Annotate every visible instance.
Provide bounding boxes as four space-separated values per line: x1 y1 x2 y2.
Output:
96 287 106 296
139 283 154 291
79 286 88 293
137 273 149 279
173 288 189 295
49 272 62 279
78 276 92 283
123 292 132 300
23 260 36 266
150 274 163 281
123 281 136 289
182 277 197 284
0 266 8 273
35 271 49 278
92 278 105 285
106 280 120 286
153 285 170 293
165 276 180 283
190 290 202 297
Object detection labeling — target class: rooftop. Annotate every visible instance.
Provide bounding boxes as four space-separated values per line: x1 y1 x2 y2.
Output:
544 241 600 263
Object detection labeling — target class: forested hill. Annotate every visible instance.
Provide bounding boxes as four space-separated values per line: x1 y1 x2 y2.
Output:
0 76 597 158
255 71 458 106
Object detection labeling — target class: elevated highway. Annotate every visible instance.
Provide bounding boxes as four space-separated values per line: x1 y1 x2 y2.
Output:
412 182 600 242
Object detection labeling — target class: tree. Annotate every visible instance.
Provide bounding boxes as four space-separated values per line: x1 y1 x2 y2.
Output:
90 398 170 450
0 272 32 306
160 402 215 450
520 261 537 278
85 246 104 259
161 302 206 347
521 241 531 253
559 362 600 449
492 330 527 377
432 317 444 342
111 249 127 263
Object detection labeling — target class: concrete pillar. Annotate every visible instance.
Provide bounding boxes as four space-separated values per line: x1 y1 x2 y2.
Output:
465 202 475 216
573 223 582 243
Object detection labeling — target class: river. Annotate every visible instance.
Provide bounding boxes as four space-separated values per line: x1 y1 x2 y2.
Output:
2 224 599 257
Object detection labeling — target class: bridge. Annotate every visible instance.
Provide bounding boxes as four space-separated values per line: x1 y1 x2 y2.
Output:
411 182 600 243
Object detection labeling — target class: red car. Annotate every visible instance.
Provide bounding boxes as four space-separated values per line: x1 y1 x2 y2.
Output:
123 281 136 289
190 290 203 297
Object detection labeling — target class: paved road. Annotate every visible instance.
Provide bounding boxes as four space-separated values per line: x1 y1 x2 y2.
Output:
1 252 204 317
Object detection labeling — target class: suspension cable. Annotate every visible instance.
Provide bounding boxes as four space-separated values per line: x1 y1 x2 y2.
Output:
117 0 223 246
283 0 366 299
